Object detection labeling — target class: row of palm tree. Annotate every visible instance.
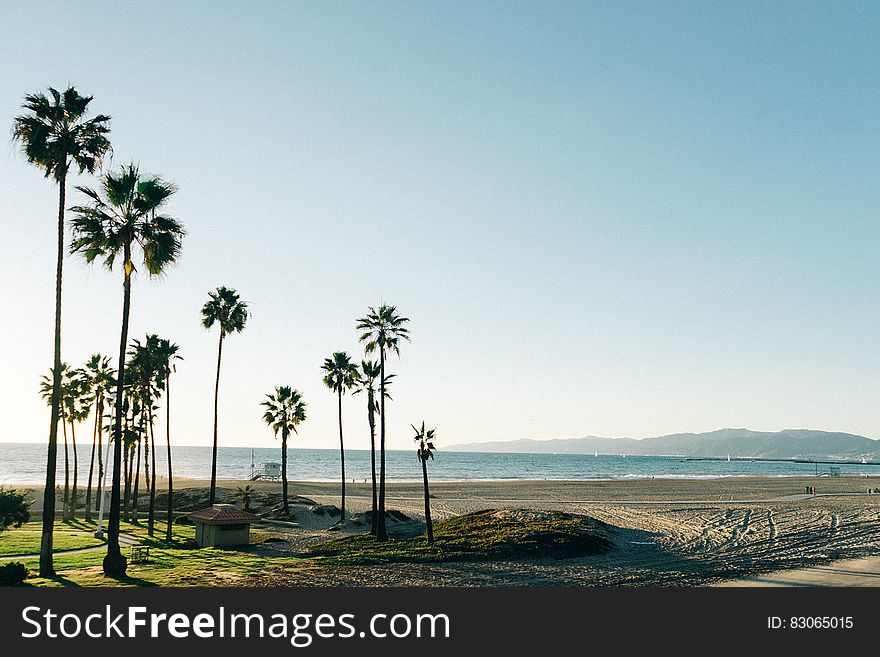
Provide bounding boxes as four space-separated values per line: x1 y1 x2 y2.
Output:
16 85 430 580
15 84 186 577
70 163 185 577
274 305 410 539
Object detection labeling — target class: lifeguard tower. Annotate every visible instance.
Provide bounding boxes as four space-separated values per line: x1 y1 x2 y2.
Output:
250 461 281 480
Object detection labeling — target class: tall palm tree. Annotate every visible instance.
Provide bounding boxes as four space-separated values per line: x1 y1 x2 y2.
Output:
260 386 307 516
13 86 111 576
70 164 184 577
129 335 162 534
64 371 93 521
201 287 249 506
154 338 181 542
412 422 437 544
321 352 359 525
39 363 76 521
83 355 114 522
356 305 410 540
353 360 393 535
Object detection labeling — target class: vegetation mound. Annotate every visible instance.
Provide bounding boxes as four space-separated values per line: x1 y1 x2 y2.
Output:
309 509 614 564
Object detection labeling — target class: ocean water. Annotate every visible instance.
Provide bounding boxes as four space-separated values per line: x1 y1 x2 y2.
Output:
0 442 876 485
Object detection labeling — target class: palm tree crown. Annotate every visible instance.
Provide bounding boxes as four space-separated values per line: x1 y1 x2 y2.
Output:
261 386 307 437
354 359 394 402
12 86 111 181
155 338 182 386
201 286 249 335
357 305 411 357
413 421 437 462
321 352 360 394
70 164 184 274
84 355 115 403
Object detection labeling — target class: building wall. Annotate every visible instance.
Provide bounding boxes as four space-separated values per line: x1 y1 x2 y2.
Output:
194 521 250 547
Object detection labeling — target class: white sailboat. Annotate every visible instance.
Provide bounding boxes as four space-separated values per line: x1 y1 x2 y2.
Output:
727 454 730 462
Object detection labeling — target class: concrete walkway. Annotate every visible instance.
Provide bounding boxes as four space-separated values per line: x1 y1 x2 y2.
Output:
0 532 137 562
715 556 880 587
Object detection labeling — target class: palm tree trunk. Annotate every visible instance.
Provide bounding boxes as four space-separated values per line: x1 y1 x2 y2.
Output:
103 248 132 578
165 373 174 542
70 420 79 520
39 168 65 577
123 438 132 521
209 331 224 506
148 410 157 536
338 390 345 524
368 391 377 535
377 350 387 540
95 401 104 512
281 427 289 516
132 422 142 523
421 456 433 544
143 413 151 494
123 427 132 521
85 397 99 521
62 419 70 521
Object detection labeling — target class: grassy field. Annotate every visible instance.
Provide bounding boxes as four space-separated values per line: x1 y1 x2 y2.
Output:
3 510 615 587
1 520 108 555
3 518 306 587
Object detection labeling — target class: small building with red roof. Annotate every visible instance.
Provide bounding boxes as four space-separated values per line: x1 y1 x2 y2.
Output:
186 504 261 547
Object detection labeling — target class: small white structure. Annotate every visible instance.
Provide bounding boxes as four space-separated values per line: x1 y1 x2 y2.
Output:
187 504 261 547
262 462 281 479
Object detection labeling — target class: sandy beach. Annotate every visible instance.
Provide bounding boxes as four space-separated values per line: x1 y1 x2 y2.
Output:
15 474 880 586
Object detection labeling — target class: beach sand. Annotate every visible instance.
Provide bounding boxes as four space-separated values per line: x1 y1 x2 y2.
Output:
17 475 880 586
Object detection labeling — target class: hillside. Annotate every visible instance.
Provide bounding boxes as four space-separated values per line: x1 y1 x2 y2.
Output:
445 429 880 460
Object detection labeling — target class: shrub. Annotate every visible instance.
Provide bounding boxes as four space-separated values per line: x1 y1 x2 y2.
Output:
0 562 28 586
0 488 31 531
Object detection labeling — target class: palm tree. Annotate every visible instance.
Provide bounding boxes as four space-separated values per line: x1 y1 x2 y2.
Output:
235 485 255 512
321 352 359 525
353 360 393 535
356 305 410 540
129 335 163 534
201 287 249 506
70 164 184 577
83 355 114 522
412 422 437 544
155 338 181 542
40 364 89 521
39 364 75 521
13 87 111 576
64 371 93 521
260 386 307 516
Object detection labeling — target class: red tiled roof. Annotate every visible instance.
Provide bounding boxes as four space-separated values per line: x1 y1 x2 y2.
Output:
186 506 261 523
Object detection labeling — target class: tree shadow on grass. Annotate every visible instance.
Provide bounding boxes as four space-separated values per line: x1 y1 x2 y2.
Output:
32 574 81 588
101 573 158 587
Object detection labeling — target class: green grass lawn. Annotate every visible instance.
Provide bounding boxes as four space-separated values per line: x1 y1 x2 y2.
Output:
6 518 304 587
0 520 105 556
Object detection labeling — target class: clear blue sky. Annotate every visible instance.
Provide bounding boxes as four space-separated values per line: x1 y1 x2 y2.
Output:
1 1 879 450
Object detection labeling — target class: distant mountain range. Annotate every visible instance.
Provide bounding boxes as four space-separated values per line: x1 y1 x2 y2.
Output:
445 429 880 461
